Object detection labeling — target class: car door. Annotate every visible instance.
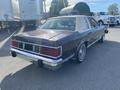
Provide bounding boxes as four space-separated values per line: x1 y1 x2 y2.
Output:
87 17 101 42
76 17 95 45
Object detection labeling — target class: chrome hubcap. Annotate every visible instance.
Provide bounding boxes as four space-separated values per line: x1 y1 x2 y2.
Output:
78 45 86 61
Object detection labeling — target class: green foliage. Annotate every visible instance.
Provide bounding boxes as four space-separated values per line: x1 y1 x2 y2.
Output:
108 3 119 15
49 0 68 16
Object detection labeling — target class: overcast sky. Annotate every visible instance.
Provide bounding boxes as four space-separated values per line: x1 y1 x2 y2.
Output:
46 0 120 12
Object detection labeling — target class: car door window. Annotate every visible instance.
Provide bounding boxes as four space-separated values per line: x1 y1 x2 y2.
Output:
88 17 99 28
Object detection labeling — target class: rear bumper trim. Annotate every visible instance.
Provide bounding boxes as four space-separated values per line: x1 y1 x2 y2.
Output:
10 48 63 66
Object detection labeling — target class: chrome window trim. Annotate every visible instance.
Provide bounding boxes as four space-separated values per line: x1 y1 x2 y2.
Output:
11 40 62 59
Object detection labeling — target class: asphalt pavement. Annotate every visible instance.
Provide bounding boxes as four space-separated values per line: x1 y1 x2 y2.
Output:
0 26 120 90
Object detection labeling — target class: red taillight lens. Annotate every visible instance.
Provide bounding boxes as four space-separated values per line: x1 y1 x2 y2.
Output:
40 47 61 58
12 40 19 47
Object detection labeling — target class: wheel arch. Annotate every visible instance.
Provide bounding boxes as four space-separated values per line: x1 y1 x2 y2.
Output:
98 20 104 23
76 40 88 53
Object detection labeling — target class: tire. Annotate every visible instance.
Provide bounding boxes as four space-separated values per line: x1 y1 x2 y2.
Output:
38 60 43 67
98 35 105 43
11 51 17 57
76 43 87 63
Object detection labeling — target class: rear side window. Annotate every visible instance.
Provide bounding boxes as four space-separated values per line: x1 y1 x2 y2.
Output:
88 17 98 28
78 17 89 31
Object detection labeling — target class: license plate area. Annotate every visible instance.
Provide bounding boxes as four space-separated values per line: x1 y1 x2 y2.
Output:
25 44 33 51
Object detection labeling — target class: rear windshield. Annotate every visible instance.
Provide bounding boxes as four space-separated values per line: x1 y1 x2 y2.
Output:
39 17 76 31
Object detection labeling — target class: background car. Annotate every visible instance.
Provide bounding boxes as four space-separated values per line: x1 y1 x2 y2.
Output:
116 15 120 25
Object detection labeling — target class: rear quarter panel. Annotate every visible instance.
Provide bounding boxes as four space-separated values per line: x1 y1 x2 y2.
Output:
60 32 90 59
60 26 107 60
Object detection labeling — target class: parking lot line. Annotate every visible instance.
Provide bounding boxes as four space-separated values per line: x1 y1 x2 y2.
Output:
0 31 16 49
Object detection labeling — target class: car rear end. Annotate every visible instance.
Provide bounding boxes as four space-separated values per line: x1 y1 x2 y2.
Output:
10 39 63 67
10 16 78 68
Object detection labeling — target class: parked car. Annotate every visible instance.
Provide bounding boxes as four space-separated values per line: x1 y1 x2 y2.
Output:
94 15 117 26
115 15 120 25
10 15 108 69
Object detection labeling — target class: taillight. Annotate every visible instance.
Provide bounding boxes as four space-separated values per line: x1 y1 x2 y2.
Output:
12 40 19 47
40 47 61 58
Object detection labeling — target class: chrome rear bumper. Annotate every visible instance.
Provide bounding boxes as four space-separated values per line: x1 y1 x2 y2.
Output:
10 48 63 67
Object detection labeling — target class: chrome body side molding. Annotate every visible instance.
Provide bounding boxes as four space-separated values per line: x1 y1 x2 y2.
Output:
87 37 101 48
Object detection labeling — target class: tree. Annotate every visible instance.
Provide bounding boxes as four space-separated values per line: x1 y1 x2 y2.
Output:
108 3 119 15
49 0 68 16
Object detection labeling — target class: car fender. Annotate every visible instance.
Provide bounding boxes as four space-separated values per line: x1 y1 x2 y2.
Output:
76 40 87 52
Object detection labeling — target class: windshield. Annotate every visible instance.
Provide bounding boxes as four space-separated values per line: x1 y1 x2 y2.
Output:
39 17 76 31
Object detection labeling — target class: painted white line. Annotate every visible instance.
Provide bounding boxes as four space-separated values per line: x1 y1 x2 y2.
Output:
17 26 25 34
0 31 16 49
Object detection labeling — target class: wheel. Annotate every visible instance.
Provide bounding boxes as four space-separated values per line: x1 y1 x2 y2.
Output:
11 51 17 57
98 35 105 43
38 60 43 67
76 43 87 63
